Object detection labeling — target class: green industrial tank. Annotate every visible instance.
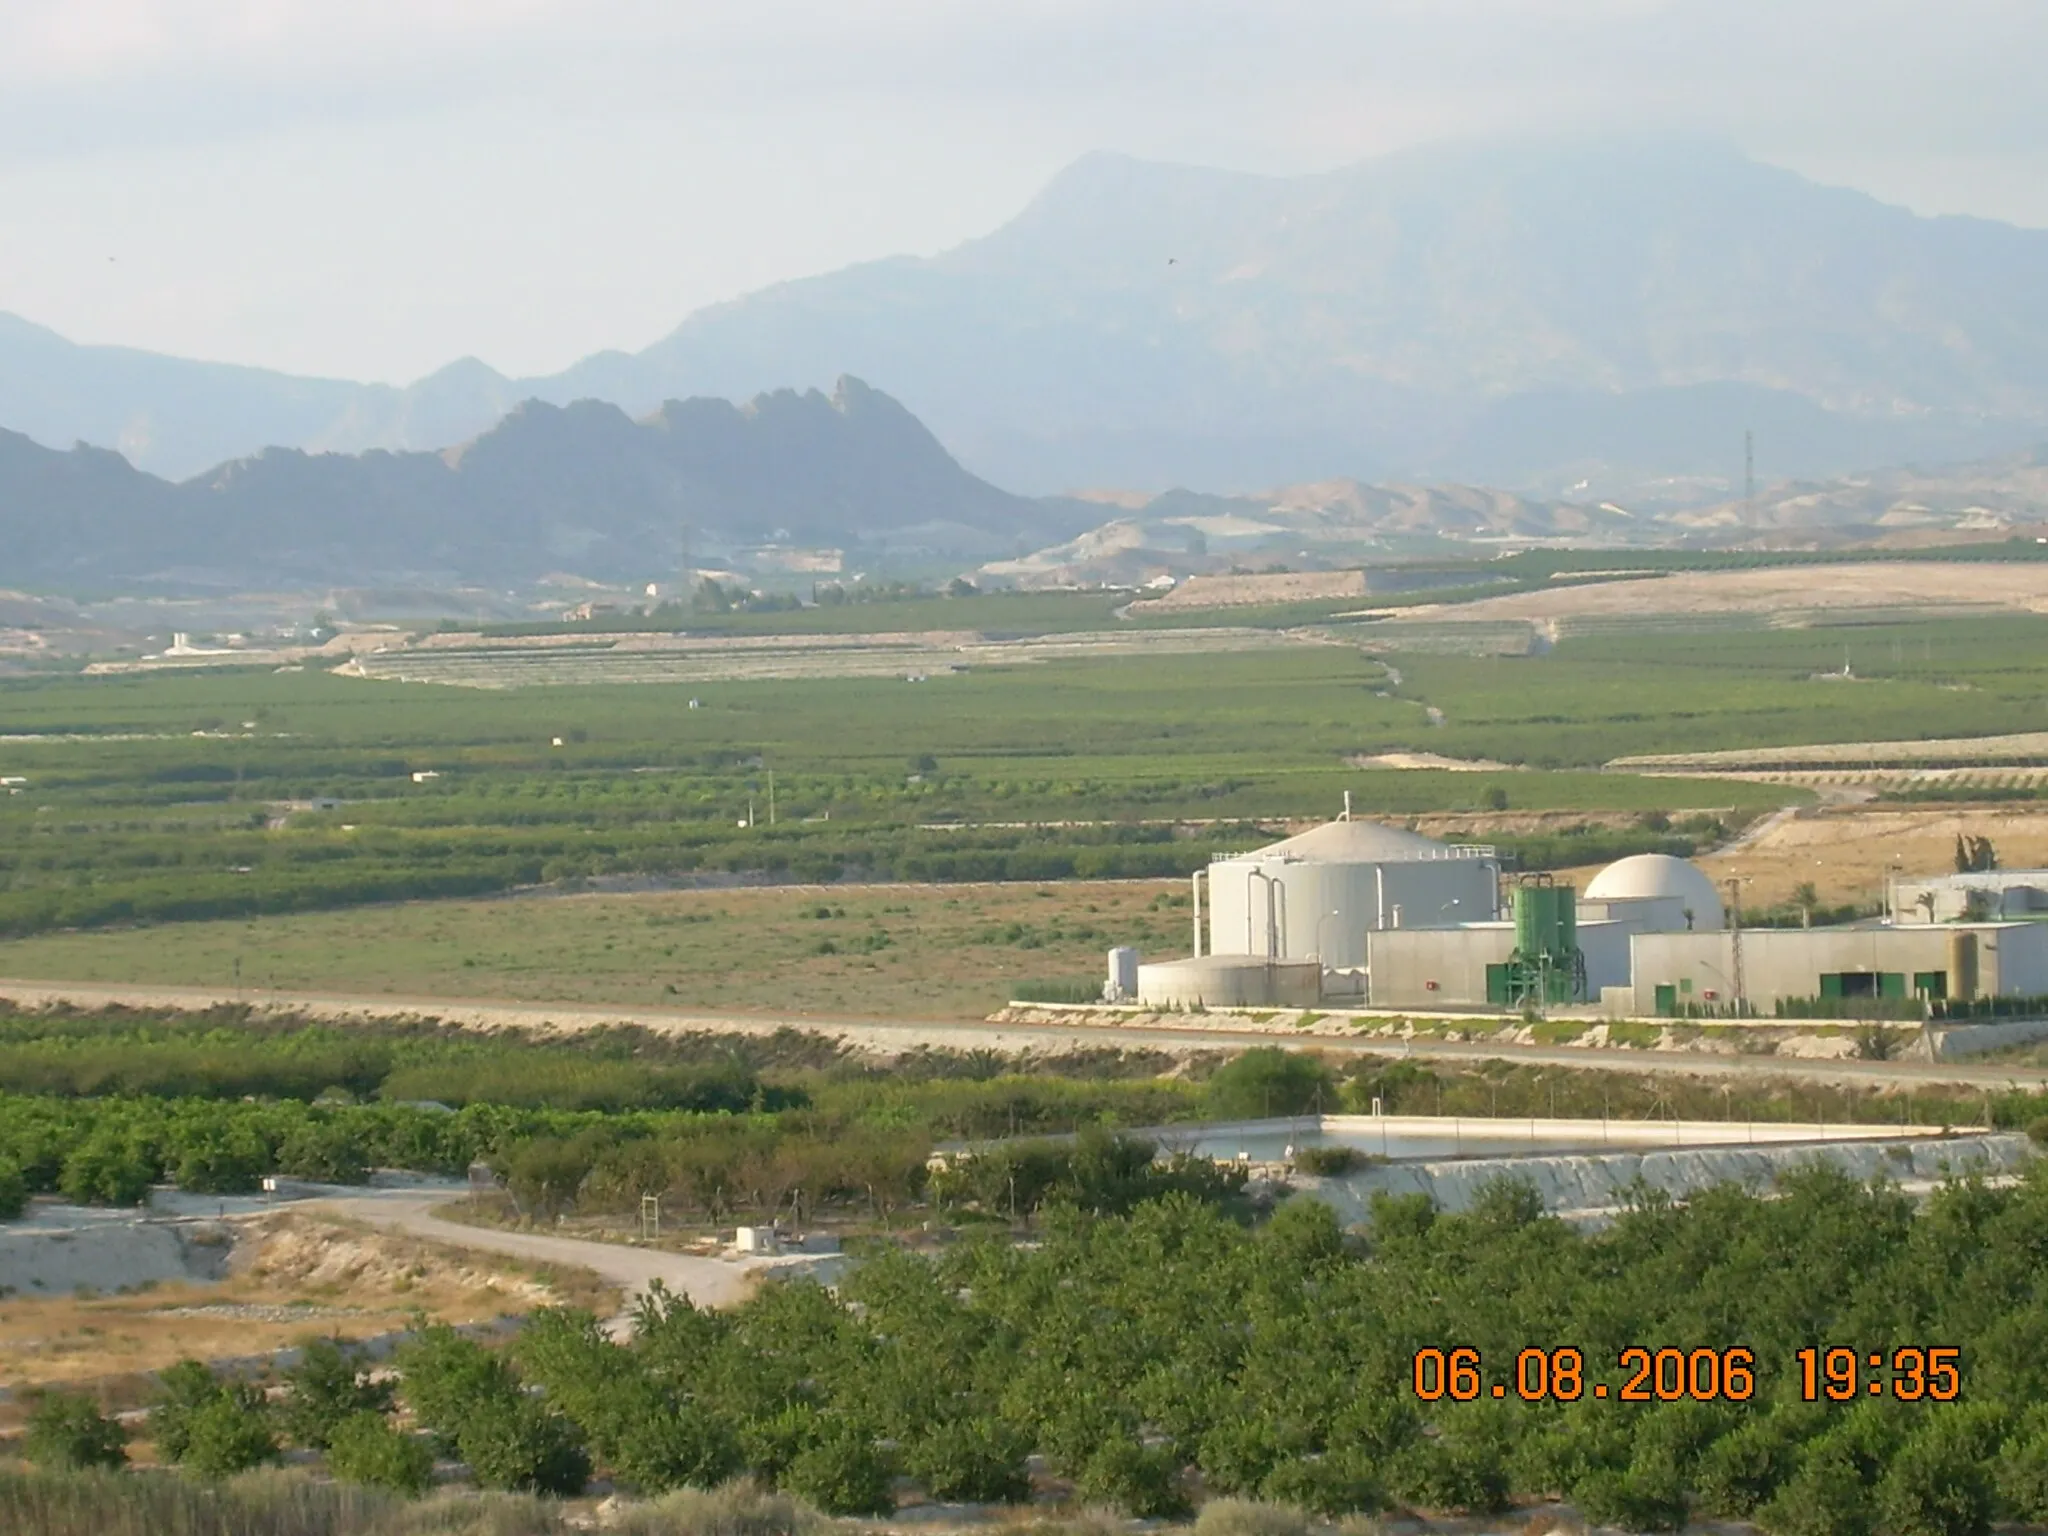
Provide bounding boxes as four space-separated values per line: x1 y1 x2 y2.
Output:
1513 883 1576 961
1489 876 1587 1007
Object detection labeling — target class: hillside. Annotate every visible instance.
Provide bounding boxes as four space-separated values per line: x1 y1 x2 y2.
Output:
6 141 2048 490
0 378 1063 589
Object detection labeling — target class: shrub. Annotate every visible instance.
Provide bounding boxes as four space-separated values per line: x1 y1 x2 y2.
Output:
606 1399 744 1495
1076 1435 1190 1519
275 1120 370 1184
281 1338 395 1449
59 1132 156 1206
325 1410 434 1496
1997 1406 2048 1521
180 1393 280 1480
149 1359 232 1465
23 1391 127 1470
457 1396 590 1496
1573 1466 1686 1532
1695 1416 1801 1517
1876 1408 2002 1536
1294 1144 1369 1176
395 1326 521 1451
1388 1438 1509 1515
0 1155 26 1219
908 1417 1031 1503
784 1424 895 1516
1205 1048 1337 1119
1260 1453 1383 1516
1762 1444 1873 1536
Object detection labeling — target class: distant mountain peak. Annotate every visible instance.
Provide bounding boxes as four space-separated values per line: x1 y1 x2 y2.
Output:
0 379 1065 589
5 139 2048 490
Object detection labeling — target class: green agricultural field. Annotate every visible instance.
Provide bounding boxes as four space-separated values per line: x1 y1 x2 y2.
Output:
1391 614 2048 767
0 651 1796 939
0 881 1192 1017
7 610 2046 944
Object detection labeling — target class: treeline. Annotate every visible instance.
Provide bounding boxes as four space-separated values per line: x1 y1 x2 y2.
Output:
0 1013 787 1114
0 817 1224 938
31 1166 2048 1533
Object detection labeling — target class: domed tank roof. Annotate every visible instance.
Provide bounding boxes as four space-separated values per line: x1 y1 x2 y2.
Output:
1247 819 1456 863
1585 853 1724 928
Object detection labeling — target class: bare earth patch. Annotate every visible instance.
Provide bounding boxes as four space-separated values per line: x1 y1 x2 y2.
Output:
1394 562 2048 624
0 1210 612 1396
1689 805 2048 908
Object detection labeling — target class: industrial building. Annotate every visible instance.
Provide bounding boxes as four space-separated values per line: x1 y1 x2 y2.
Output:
1628 921 2048 1014
1118 809 2048 1015
1364 853 1720 1009
1892 869 2048 923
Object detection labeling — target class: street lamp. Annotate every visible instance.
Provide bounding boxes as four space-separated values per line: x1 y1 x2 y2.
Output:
1439 898 1462 923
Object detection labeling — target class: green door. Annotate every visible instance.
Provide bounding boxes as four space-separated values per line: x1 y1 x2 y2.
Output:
1485 964 1510 1005
1914 971 1947 999
1879 972 1908 1000
1819 973 1845 1000
1654 983 1677 1016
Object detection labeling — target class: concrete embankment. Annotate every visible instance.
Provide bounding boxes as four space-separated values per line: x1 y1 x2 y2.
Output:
1297 1131 2035 1226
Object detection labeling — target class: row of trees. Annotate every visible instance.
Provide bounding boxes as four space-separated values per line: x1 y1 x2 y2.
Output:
29 1163 2048 1532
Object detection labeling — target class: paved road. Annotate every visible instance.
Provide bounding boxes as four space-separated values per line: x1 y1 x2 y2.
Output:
5 974 2047 1091
316 1191 787 1314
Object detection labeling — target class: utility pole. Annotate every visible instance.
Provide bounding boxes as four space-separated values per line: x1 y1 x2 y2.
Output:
1725 877 1746 1009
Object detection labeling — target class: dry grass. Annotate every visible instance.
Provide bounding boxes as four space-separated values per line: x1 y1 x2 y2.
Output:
1692 804 2048 908
0 880 1188 1019
0 1212 614 1400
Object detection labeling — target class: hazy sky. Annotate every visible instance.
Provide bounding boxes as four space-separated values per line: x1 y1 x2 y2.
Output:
2 0 2044 384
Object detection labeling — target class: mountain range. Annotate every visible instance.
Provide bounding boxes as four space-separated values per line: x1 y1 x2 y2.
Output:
8 139 2048 493
0 378 1068 589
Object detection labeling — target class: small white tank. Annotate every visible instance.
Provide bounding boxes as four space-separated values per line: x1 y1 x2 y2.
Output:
1136 955 1322 1007
1107 947 1140 1002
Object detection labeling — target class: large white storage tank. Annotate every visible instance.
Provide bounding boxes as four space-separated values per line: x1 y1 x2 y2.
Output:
1204 818 1500 969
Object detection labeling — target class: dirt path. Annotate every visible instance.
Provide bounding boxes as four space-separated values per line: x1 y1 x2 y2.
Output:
314 1192 772 1313
6 975 2047 1091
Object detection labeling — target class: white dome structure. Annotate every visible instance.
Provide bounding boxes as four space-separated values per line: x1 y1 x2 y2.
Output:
1249 820 1455 862
1585 853 1723 932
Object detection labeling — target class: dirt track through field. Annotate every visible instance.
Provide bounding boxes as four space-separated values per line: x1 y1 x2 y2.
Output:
312 1192 777 1313
5 975 2045 1092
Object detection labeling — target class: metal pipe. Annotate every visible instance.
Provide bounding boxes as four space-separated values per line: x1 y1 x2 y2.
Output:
1191 868 1205 957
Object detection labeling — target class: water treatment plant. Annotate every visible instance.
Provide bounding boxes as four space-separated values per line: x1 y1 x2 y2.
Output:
1122 809 2048 1018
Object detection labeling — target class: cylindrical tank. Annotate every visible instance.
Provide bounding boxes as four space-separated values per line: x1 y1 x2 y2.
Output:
1515 884 1573 957
1949 930 1979 1003
1136 956 1323 1008
1107 947 1140 1002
